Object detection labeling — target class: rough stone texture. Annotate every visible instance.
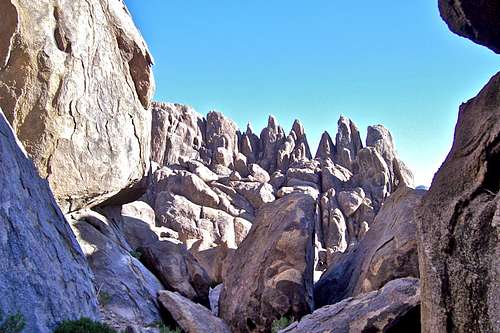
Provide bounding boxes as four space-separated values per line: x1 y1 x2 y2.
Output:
418 72 500 332
315 186 423 307
0 0 154 211
258 115 286 172
139 240 212 304
151 102 206 166
319 189 348 253
0 109 99 332
315 131 335 160
158 291 231 333
335 116 363 170
280 278 420 333
209 284 223 316
70 210 163 329
207 111 239 166
438 0 500 54
220 193 316 333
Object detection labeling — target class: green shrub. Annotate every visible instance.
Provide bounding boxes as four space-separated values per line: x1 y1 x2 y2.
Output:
54 318 116 333
158 324 181 333
129 250 142 260
0 310 26 333
271 316 293 333
98 291 112 307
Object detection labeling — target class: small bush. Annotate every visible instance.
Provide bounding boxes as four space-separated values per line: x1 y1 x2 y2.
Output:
0 311 26 333
271 316 293 333
129 250 142 260
159 324 181 333
98 291 112 307
54 318 117 333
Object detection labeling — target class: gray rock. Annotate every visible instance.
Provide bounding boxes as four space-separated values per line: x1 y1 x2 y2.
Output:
319 189 348 253
315 186 423 307
418 72 500 332
335 116 363 170
139 240 212 304
0 109 99 332
315 131 335 160
209 284 224 316
220 193 316 333
207 111 239 166
0 0 154 211
259 115 286 172
249 163 270 183
151 103 206 166
158 291 231 333
70 210 163 329
280 278 420 333
337 188 365 217
230 181 275 209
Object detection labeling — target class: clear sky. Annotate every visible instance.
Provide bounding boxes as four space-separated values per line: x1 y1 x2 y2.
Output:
124 0 499 186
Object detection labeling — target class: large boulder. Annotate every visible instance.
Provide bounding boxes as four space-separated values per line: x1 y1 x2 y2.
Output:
418 72 500 332
0 109 99 332
220 192 316 332
158 291 231 333
438 0 500 53
315 186 423 307
150 102 207 166
0 0 154 211
280 278 420 333
70 210 163 329
139 240 213 304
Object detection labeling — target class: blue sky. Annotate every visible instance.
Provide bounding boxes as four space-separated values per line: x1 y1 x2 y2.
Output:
124 0 499 186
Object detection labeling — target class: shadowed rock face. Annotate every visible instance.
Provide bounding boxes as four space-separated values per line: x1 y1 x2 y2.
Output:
418 72 500 332
0 109 99 333
315 186 423 307
0 0 154 211
220 192 316 333
438 0 500 53
280 278 420 333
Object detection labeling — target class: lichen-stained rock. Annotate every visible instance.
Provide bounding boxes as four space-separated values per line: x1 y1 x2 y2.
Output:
220 193 316 333
280 278 420 333
418 73 500 333
438 0 500 53
70 210 163 329
158 291 231 333
0 109 99 332
139 240 213 304
0 0 154 211
315 186 423 307
151 102 207 166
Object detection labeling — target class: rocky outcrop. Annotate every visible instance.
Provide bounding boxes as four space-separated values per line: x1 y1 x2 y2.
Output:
220 193 316 333
0 0 154 211
418 72 500 332
158 291 231 333
151 102 207 166
70 210 163 329
0 109 99 332
315 186 423 307
139 240 213 304
335 116 363 170
438 0 500 53
280 278 420 333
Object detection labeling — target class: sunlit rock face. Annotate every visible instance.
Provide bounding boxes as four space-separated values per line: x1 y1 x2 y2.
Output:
0 0 154 212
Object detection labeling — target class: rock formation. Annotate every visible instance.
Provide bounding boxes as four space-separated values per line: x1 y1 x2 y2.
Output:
438 0 500 54
418 73 500 332
315 186 424 307
0 0 154 211
220 193 316 332
280 278 420 333
417 2 500 332
0 109 99 333
158 291 231 333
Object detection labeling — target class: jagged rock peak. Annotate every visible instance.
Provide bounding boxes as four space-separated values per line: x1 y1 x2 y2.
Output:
268 114 279 129
292 119 306 137
335 116 363 170
315 131 335 160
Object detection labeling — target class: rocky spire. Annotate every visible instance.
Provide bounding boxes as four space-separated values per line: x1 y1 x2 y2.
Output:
335 116 363 170
259 115 286 173
315 131 335 160
240 122 261 164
